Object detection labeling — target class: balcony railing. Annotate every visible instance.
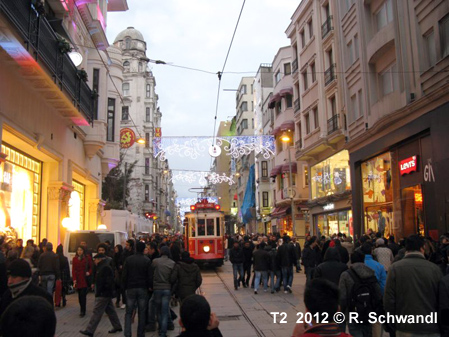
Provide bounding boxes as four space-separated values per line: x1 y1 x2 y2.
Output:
294 98 300 112
0 0 94 123
324 63 337 86
292 58 298 73
327 114 339 135
321 15 333 38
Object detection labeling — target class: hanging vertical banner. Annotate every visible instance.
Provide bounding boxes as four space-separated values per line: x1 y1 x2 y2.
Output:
153 127 162 153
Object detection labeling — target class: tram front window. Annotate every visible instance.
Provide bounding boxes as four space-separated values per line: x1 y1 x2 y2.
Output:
206 219 215 236
198 219 206 236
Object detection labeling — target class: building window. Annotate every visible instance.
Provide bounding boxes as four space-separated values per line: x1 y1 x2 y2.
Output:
92 68 99 120
286 94 293 108
125 37 131 49
424 30 436 68
240 85 247 95
262 191 269 208
145 132 150 148
358 90 364 119
122 83 129 96
303 165 309 187
146 107 150 122
313 108 319 129
380 63 399 96
146 84 151 98
302 70 308 91
349 94 358 123
262 161 268 177
354 35 359 61
330 96 337 117
138 62 143 72
251 118 254 129
284 63 291 75
145 184 149 201
439 15 449 58
311 62 316 83
310 150 350 199
107 98 115 142
300 30 306 48
145 158 150 175
241 119 248 129
347 40 354 67
241 101 248 112
123 61 130 72
375 0 393 31
308 19 313 39
121 106 129 120
305 113 310 134
275 70 281 84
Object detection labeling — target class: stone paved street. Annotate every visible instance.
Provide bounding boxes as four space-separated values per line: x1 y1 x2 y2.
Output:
55 260 307 337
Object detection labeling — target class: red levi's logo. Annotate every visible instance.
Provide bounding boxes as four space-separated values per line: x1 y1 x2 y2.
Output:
399 156 417 175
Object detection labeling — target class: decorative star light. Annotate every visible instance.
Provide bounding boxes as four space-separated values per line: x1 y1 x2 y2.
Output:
153 135 275 161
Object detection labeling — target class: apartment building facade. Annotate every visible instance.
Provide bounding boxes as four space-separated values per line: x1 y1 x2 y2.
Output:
287 0 351 238
0 0 128 245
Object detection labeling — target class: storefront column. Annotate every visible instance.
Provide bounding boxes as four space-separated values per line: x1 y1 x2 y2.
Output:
47 182 73 246
88 199 105 230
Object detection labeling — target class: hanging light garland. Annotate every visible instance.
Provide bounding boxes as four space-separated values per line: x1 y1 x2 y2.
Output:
170 171 235 186
153 135 275 161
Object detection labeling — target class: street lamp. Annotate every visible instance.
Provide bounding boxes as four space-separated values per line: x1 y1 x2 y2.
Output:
280 131 296 237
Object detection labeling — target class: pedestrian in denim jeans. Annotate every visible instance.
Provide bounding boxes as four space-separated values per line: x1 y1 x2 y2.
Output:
122 241 152 337
149 246 175 337
229 241 244 290
38 242 60 296
253 243 270 294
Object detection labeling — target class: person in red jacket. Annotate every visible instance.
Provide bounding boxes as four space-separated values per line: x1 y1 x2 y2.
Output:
292 278 352 337
72 245 92 317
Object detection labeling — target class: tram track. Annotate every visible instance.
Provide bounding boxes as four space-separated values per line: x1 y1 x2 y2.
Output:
213 268 266 337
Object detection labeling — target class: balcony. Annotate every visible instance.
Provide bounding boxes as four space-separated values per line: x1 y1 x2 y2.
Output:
321 15 333 39
327 114 339 135
292 58 298 73
0 0 94 124
294 98 300 113
324 63 337 86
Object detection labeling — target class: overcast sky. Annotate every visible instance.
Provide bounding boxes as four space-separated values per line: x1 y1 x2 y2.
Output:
106 0 299 199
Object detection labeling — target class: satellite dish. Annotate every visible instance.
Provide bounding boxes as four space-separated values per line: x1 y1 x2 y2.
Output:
208 144 221 157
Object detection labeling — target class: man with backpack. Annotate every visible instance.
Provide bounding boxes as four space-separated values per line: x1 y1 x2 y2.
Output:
339 250 382 337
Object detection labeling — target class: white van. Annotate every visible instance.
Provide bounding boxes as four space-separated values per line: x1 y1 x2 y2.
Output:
64 230 128 273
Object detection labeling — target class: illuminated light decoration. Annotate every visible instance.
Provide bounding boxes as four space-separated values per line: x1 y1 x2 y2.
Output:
60 0 69 11
97 224 107 230
170 171 235 187
214 204 221 210
153 136 275 161
120 128 136 148
203 245 210 253
399 156 418 175
190 205 196 211
136 137 146 145
415 192 423 203
68 51 83 67
176 197 218 222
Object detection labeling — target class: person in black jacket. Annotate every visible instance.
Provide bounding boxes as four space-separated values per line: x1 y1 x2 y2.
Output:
333 239 349 265
0 259 53 320
276 236 296 293
122 241 152 337
171 251 202 301
291 237 302 272
268 246 281 293
242 241 253 288
55 244 70 307
313 247 348 285
253 243 270 294
80 254 122 337
302 236 319 282
229 241 244 290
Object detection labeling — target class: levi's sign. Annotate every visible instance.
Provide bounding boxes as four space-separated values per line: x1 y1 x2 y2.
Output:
399 156 417 175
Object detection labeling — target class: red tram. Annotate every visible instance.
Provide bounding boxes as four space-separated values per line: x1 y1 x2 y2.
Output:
184 199 225 267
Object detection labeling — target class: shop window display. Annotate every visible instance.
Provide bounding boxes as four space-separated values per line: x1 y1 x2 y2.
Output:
401 185 424 237
0 144 41 242
362 152 393 236
311 150 351 199
314 210 353 237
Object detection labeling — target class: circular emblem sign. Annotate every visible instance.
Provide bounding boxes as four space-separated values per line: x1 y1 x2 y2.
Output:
120 128 136 148
208 144 222 157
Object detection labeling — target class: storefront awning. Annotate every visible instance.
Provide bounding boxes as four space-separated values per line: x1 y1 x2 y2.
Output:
270 127 280 135
270 165 282 177
271 206 290 218
281 162 297 174
279 87 293 96
268 93 281 109
280 120 295 132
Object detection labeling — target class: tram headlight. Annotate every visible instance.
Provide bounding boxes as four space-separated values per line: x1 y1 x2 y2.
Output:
203 245 210 253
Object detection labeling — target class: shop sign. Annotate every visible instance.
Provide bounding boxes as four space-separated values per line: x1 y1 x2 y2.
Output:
323 203 334 211
424 158 435 182
120 128 136 148
399 156 417 175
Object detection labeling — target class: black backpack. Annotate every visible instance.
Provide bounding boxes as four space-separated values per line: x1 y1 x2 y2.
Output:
347 268 379 323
